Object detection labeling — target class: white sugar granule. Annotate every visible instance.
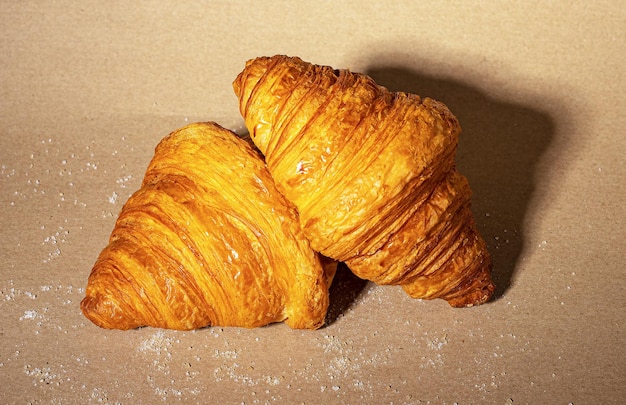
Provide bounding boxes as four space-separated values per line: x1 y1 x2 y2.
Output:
43 248 62 263
23 364 60 386
108 191 119 204
138 331 173 355
213 349 239 360
24 291 38 299
427 334 449 351
116 174 133 188
20 310 38 320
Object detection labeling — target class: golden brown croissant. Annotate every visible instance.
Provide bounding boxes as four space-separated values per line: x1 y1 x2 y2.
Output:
233 55 495 307
81 122 335 330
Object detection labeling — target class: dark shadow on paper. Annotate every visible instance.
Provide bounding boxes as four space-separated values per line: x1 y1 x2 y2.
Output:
325 263 370 326
364 64 555 301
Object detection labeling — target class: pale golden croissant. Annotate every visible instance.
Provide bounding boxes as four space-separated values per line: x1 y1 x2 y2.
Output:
81 122 336 330
233 55 495 307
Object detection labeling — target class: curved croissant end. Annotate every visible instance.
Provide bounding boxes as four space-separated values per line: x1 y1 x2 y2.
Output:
81 122 335 330
233 55 494 307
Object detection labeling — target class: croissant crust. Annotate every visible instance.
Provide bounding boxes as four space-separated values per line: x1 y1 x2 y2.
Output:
81 122 335 330
233 55 495 307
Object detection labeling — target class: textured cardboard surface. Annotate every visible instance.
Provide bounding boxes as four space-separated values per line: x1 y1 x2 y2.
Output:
1 1 624 403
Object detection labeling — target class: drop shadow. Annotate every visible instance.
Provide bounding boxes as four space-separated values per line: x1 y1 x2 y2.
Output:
364 64 556 301
324 262 370 326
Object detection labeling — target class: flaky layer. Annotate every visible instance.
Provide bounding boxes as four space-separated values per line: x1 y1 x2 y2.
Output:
81 122 334 330
233 55 494 307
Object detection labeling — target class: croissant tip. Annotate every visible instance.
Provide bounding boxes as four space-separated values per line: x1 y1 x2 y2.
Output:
445 278 496 308
80 290 139 330
80 295 107 329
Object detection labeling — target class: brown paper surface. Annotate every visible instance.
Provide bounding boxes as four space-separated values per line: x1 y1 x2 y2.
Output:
1 1 624 403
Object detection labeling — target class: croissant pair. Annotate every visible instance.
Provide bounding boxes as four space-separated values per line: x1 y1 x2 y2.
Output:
81 55 495 330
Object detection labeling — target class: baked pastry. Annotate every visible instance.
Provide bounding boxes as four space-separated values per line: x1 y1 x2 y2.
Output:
81 122 335 330
233 55 494 307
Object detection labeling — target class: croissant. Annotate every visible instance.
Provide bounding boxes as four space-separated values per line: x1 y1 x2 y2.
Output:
233 55 495 307
81 122 336 330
